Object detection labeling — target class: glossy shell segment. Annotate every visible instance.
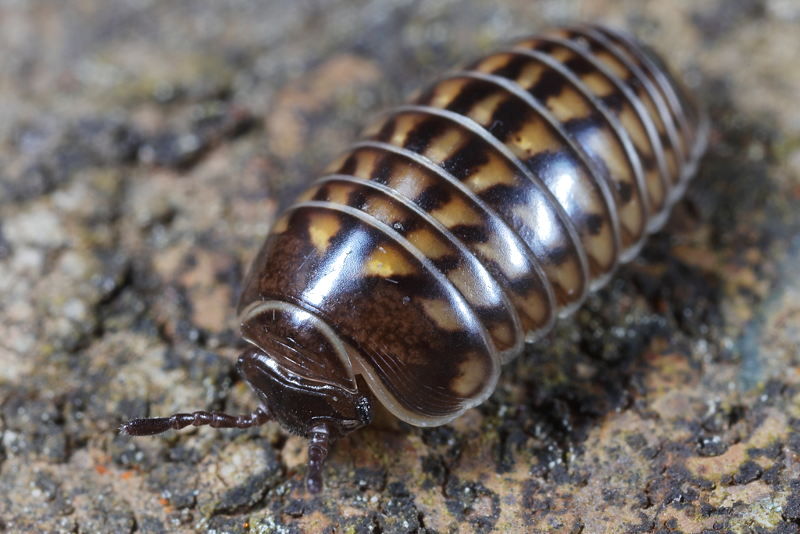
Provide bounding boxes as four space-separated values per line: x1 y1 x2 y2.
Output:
239 25 708 426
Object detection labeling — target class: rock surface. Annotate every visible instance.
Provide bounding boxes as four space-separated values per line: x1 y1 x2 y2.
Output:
1 1 799 533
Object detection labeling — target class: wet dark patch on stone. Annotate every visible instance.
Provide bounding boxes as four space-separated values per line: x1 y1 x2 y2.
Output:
1 391 68 463
783 481 800 521
145 463 199 509
283 499 305 518
2 117 142 204
493 421 530 473
212 450 283 514
337 514 380 534
625 433 647 451
445 478 501 533
138 103 254 169
748 440 783 460
761 463 784 487
691 0 766 44
420 453 449 490
0 224 12 259
206 515 249 534
352 466 387 492
379 482 423 532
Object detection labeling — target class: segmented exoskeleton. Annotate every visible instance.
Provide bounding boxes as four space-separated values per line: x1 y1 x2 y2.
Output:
122 24 708 493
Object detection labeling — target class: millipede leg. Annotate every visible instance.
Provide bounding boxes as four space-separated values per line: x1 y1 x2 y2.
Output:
306 423 333 494
120 407 271 436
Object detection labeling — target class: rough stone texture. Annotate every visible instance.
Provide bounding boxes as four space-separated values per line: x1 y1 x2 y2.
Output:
1 1 799 533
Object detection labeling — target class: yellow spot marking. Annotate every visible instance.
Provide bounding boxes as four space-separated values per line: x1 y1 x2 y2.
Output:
296 185 320 203
514 38 536 49
326 148 378 179
508 117 563 157
428 78 470 108
644 169 666 212
324 152 349 174
491 323 513 348
353 148 380 178
517 290 549 326
447 265 483 306
548 46 573 62
308 212 342 253
473 53 514 74
606 142 635 185
450 355 487 397
362 117 384 138
516 61 546 89
362 196 405 226
547 258 583 302
580 73 615 97
617 198 645 245
618 106 652 156
406 87 424 102
325 182 357 205
595 51 628 79
430 195 483 227
364 245 417 277
547 87 593 121
642 95 667 135
390 114 424 148
389 168 427 199
424 127 467 164
472 240 505 270
464 153 516 192
583 226 615 273
509 201 563 252
664 149 680 185
583 128 635 184
418 297 462 332
405 228 452 260
466 92 507 126
271 214 290 234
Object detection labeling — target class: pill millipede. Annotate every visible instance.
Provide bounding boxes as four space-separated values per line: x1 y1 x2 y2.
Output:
121 24 709 493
